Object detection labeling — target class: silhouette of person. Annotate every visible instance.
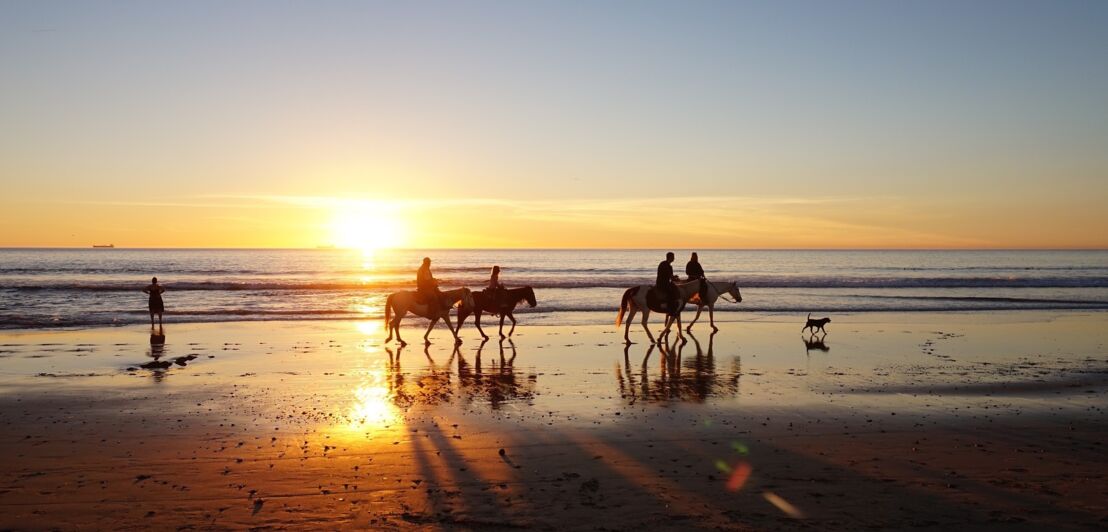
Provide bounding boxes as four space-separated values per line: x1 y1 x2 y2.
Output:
416 258 442 310
488 265 506 308
142 277 165 328
686 252 708 302
685 252 705 280
656 252 679 315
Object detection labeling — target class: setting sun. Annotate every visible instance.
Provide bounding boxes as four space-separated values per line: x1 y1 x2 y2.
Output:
330 203 406 253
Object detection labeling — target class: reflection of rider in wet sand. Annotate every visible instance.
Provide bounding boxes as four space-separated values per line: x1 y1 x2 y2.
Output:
416 257 442 311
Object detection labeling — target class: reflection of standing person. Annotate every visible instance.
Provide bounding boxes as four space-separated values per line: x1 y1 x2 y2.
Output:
416 258 441 310
143 277 165 328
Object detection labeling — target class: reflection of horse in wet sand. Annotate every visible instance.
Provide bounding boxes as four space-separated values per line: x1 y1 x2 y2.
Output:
384 287 474 346
615 279 704 344
456 338 536 409
457 287 537 339
617 331 740 404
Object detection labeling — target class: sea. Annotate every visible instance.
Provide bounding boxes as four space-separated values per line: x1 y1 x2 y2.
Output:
1 249 1106 329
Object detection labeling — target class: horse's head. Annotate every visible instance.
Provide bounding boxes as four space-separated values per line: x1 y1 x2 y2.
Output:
728 281 743 303
524 287 537 308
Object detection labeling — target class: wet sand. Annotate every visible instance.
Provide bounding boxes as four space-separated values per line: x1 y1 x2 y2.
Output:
0 311 1106 530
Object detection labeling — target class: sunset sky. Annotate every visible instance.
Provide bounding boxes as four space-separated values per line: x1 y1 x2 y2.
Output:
2 1 1106 249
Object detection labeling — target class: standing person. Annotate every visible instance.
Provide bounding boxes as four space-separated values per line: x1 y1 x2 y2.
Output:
143 277 165 328
655 252 679 315
416 257 441 311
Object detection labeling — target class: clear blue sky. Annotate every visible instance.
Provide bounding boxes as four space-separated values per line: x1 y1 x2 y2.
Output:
2 1 1106 247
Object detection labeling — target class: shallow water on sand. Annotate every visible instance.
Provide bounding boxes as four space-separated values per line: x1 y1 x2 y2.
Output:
1 312 1106 529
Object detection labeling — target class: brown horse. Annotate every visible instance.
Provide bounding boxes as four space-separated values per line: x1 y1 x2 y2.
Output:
457 286 537 339
384 287 474 346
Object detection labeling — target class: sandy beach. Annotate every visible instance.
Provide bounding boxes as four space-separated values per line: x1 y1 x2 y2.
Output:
0 311 1104 530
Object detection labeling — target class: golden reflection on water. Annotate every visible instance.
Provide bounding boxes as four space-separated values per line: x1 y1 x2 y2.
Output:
339 321 401 438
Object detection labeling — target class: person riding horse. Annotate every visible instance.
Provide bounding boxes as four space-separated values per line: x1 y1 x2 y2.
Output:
487 265 507 309
656 252 680 316
686 252 710 302
416 257 442 310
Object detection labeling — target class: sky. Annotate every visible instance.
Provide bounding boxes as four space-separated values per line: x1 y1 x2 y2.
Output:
1 0 1106 249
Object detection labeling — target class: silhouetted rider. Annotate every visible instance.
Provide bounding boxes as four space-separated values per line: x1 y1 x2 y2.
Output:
685 252 704 280
656 252 679 315
686 251 708 302
416 257 442 310
487 265 507 308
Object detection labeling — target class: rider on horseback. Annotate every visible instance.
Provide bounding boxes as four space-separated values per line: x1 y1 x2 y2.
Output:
656 252 680 316
487 265 507 309
686 252 709 303
416 257 442 311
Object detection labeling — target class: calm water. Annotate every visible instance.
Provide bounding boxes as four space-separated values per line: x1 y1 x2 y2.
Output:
1 249 1106 329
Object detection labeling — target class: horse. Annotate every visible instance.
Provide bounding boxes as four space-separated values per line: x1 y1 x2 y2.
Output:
683 280 743 332
384 287 474 346
615 279 703 344
457 286 537 339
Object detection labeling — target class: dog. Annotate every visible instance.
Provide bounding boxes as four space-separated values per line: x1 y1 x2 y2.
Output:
802 313 831 334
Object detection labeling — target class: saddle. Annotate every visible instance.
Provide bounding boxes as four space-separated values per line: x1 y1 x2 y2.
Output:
645 287 679 315
482 287 509 312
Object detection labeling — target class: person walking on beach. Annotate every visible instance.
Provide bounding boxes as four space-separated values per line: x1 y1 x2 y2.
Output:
416 258 442 311
143 277 165 328
656 252 679 315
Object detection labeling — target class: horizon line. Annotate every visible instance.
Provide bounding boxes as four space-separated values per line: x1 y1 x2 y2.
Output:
1 246 1106 252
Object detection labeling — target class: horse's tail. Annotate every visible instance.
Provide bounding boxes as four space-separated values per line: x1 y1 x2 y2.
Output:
384 294 393 326
616 287 637 327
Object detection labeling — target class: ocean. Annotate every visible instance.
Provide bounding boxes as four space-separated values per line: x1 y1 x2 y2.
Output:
1 249 1106 329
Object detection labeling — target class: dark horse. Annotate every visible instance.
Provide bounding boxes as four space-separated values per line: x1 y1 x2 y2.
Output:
457 287 537 339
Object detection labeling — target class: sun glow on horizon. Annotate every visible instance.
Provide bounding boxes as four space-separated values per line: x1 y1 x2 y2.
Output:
330 203 407 255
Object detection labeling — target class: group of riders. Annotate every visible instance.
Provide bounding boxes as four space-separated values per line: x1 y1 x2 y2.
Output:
415 257 507 310
415 252 707 316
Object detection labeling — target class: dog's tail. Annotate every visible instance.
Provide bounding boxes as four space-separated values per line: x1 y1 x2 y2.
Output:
807 312 811 320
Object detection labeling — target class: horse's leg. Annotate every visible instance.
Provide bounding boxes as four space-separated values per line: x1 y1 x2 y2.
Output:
708 303 718 331
687 305 703 333
442 313 462 345
659 309 675 342
393 313 406 346
507 313 517 336
424 317 438 345
624 306 637 344
674 312 685 343
498 314 506 339
641 309 656 344
475 311 489 339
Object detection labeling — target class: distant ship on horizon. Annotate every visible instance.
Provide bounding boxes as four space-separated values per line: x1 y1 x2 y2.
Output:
91 244 115 248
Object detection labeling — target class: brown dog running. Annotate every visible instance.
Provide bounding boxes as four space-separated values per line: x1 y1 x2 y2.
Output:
802 313 831 334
